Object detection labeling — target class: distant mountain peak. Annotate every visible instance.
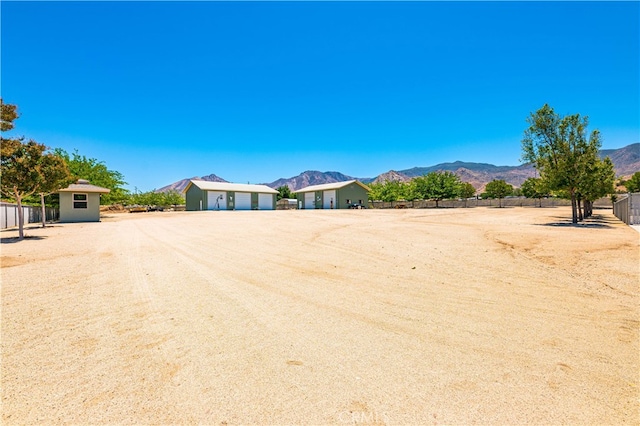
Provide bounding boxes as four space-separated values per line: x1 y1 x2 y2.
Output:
156 173 228 193
266 170 356 191
370 170 410 184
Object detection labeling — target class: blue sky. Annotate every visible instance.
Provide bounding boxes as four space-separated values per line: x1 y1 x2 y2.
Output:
2 1 638 191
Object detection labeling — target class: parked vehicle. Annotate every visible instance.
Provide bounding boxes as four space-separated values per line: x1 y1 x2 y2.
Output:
349 202 366 209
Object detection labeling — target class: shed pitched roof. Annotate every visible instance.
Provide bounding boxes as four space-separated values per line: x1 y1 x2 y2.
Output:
294 180 371 193
184 180 278 194
58 179 110 193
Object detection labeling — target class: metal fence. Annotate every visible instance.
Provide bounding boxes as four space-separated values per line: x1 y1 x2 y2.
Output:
613 193 640 225
1 203 60 229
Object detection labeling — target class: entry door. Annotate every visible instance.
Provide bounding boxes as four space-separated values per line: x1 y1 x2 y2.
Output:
208 191 227 210
323 190 336 209
304 192 315 209
235 193 252 210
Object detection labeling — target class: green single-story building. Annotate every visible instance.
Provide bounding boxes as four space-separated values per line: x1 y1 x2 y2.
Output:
184 180 278 211
295 180 370 209
58 179 110 222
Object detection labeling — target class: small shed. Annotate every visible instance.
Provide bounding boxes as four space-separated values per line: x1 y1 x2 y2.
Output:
184 180 278 211
295 180 370 209
58 179 110 222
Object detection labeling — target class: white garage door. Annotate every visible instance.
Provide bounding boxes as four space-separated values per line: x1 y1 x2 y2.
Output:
304 192 315 209
235 192 252 210
208 191 226 210
258 193 273 210
323 190 336 209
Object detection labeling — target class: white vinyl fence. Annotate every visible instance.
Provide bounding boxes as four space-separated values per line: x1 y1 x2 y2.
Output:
613 193 640 225
369 197 612 209
1 202 60 229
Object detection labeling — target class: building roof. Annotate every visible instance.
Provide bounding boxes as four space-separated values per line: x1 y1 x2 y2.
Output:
58 179 111 193
184 180 278 194
294 180 371 193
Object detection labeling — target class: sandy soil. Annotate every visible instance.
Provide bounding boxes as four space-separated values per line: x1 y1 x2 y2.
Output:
1 207 638 425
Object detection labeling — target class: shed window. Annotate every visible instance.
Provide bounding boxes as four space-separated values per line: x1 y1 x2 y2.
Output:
73 193 88 209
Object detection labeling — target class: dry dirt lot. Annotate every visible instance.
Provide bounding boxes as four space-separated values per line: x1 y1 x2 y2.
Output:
1 207 638 425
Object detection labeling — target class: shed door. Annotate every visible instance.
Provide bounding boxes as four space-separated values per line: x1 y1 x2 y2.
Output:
208 191 227 210
323 190 336 209
258 194 273 210
304 192 315 209
235 193 252 210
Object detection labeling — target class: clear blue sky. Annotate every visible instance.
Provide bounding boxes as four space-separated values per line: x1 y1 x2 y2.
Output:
2 1 638 191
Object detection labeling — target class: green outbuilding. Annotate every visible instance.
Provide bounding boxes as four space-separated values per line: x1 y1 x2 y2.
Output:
58 179 110 222
295 180 370 209
184 180 278 211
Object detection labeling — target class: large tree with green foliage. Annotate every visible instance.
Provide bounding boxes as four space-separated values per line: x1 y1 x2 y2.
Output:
368 180 409 202
522 104 607 223
484 179 513 208
413 171 462 207
1 100 73 238
54 148 128 204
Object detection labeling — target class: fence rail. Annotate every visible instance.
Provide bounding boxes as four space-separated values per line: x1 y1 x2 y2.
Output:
1 203 60 230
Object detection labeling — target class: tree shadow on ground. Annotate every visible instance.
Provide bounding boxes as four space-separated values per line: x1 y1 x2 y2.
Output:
1 235 47 244
0 223 55 243
537 214 616 229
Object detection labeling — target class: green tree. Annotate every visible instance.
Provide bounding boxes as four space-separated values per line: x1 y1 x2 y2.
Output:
414 171 462 207
1 101 72 237
1 139 72 239
368 180 408 202
484 179 513 208
459 182 476 207
624 172 640 193
276 185 293 201
130 190 159 207
521 177 549 207
54 149 128 204
36 154 73 227
522 104 603 223
578 156 615 219
161 190 185 206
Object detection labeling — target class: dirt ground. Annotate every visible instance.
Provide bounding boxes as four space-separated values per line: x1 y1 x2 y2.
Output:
1 207 638 425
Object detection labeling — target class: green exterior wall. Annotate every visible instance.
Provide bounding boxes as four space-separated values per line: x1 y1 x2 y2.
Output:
335 183 369 208
185 185 205 211
59 192 103 222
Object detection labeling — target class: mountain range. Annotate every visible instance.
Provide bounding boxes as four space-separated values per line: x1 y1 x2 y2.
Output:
156 143 639 194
